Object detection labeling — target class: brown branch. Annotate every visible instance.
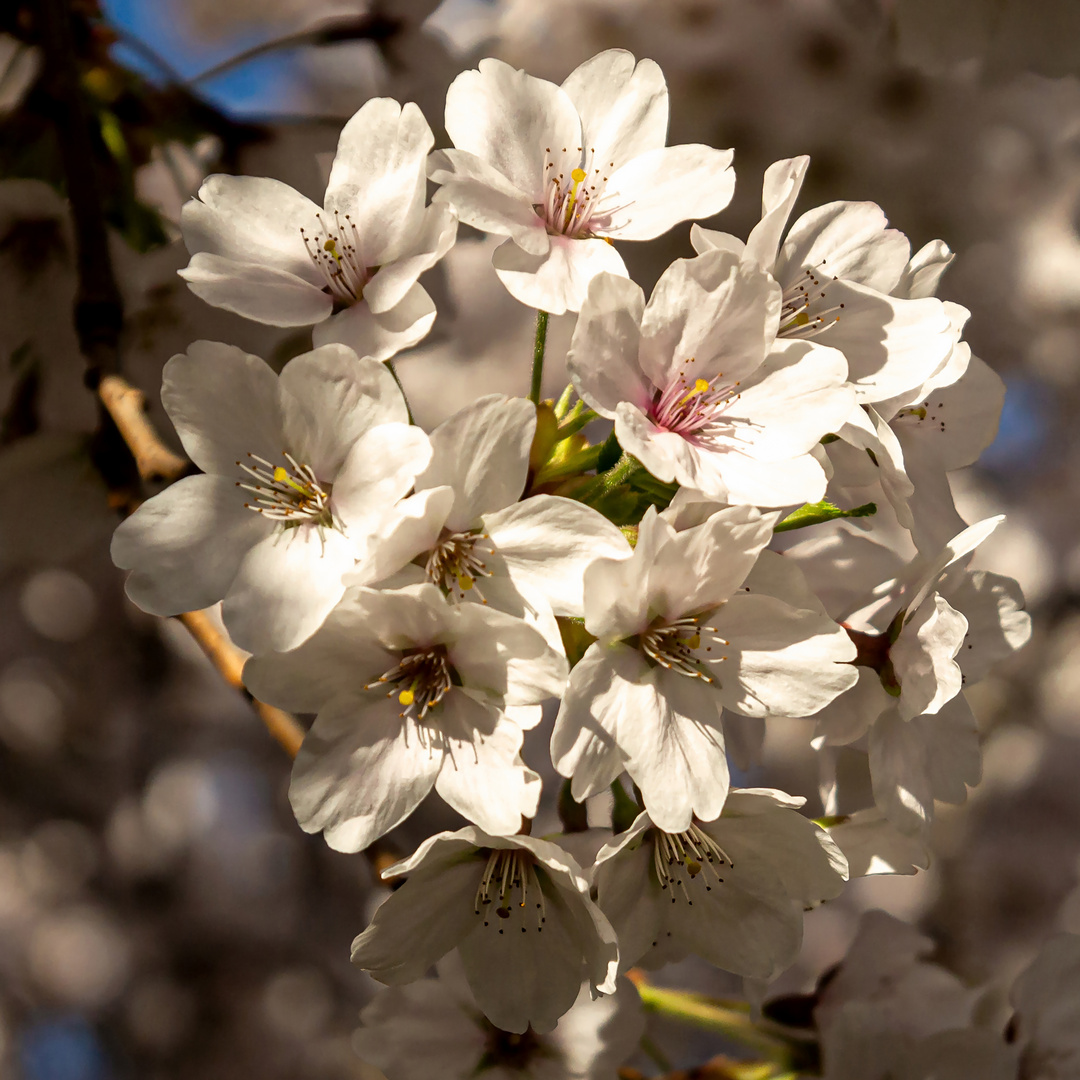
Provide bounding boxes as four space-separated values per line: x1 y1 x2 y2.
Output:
98 375 189 483
178 611 305 758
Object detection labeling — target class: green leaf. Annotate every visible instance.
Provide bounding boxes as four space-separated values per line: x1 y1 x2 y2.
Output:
773 500 877 533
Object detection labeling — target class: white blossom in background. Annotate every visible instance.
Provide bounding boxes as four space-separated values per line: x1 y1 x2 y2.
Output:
347 393 631 653
1009 933 1080 1079
354 954 644 1080
691 156 958 406
429 49 735 315
551 504 858 830
179 98 457 361
111 342 430 654
351 828 619 1035
787 517 1031 832
567 250 855 504
592 789 848 979
243 583 566 851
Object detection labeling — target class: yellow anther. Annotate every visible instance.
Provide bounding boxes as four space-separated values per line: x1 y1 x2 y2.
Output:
679 378 711 405
398 688 415 706
457 574 474 592
273 466 288 483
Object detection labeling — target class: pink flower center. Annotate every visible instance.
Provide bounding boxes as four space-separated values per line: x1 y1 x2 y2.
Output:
538 146 623 238
648 361 743 440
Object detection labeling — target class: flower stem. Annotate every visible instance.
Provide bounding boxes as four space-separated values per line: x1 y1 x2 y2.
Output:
631 982 793 1065
530 310 549 406
386 360 414 424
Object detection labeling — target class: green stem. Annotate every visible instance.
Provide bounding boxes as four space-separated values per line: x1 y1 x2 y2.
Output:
773 500 876 533
530 310 549 406
555 406 598 441
386 361 413 424
634 984 792 1064
532 444 602 486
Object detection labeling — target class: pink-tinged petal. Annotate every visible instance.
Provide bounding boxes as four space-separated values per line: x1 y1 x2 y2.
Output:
111 474 271 616
324 98 433 265
600 144 735 241
744 156 811 271
776 200 911 294
638 250 781 388
180 173 321 279
561 50 668 168
290 693 442 852
161 341 284 476
363 202 458 315
434 694 540 833
178 252 333 327
313 282 436 362
222 524 355 653
279 345 408 478
568 272 650 418
443 58 581 200
492 234 627 316
430 149 549 256
416 394 536 531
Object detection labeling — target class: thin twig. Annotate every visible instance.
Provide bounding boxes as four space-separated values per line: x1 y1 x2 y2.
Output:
98 375 188 482
178 611 305 758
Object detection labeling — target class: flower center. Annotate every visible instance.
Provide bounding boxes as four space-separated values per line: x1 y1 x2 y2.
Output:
424 530 494 602
653 823 734 903
366 646 454 720
648 360 742 440
481 1025 548 1072
473 848 546 934
639 616 726 680
300 210 371 305
236 451 335 527
538 146 618 238
844 623 902 697
777 263 845 339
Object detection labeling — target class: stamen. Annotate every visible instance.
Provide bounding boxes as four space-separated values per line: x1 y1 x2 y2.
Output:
236 451 334 526
653 823 733 902
777 264 845 339
473 850 546 932
366 647 454 720
425 531 494 603
640 617 719 681
300 210 370 304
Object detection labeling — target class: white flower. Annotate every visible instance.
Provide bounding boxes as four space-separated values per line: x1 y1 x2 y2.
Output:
1009 933 1080 1080
350 827 619 1035
347 394 631 654
243 583 566 852
824 808 929 878
593 790 848 980
550 505 858 831
788 518 1031 832
354 955 644 1080
691 156 957 406
429 50 735 315
110 342 430 654
568 250 855 505
179 98 457 362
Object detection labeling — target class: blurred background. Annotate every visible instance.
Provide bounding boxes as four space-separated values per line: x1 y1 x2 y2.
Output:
1 0 1079 1076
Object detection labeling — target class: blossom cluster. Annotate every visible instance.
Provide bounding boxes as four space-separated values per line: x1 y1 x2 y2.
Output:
110 49 1032 1078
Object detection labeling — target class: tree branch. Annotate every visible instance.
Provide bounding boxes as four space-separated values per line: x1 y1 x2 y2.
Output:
97 375 189 483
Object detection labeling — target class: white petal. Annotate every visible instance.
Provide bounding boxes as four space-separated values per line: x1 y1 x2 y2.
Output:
901 516 1004 618
324 98 434 265
910 693 981 805
434 694 540 833
111 474 271 616
776 200 910 294
705 592 859 718
743 156 811 271
592 830 664 971
689 224 746 258
313 282 436 362
222 524 355 653
868 709 935 835
601 144 735 241
561 51 668 168
893 239 954 299
416 394 535 531
444 58 581 200
362 202 458 315
826 808 930 877
279 344 408 477
946 570 1031 684
483 495 631 617
161 341 283 476
178 252 333 327
180 173 321 278
637 250 781 388
430 149 549 255
892 594 967 720
290 693 441 852
492 235 627 316
567 271 650 419
332 423 433 536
